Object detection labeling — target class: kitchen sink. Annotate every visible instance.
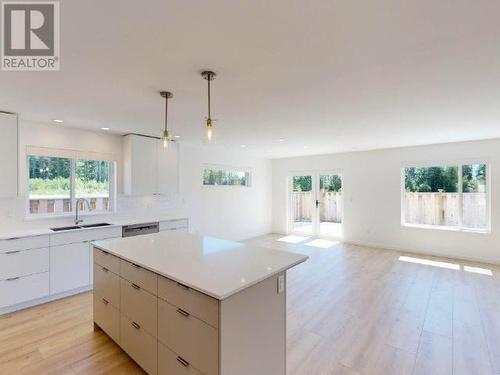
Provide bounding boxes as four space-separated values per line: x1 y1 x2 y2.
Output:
50 225 83 232
80 222 112 228
50 223 112 231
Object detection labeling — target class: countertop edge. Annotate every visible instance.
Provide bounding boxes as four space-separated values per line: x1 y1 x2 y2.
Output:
92 242 308 301
0 216 189 240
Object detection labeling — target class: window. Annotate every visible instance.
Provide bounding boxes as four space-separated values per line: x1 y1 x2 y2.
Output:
202 166 251 187
28 155 114 216
402 164 488 231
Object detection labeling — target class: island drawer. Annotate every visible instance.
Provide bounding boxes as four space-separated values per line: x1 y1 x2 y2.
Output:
120 259 157 296
158 341 203 375
93 247 120 274
158 299 218 375
94 263 120 308
0 235 49 253
94 293 120 344
121 315 157 375
120 279 157 337
0 247 49 280
158 276 219 329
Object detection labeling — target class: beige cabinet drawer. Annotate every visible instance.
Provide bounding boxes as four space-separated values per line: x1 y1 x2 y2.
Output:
93 247 120 274
120 259 157 296
0 247 49 280
0 235 49 253
158 299 218 375
93 264 120 308
93 293 120 344
158 276 219 328
120 278 157 337
158 342 203 375
120 314 157 375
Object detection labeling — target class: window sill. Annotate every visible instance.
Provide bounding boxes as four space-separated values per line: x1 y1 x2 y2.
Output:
402 223 490 234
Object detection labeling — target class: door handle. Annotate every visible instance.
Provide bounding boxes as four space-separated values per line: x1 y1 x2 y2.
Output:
315 199 320 208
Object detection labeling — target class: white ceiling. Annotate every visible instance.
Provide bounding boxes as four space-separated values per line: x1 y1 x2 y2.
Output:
1 0 500 158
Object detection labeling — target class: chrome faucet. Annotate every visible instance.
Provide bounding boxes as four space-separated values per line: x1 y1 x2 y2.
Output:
75 198 92 225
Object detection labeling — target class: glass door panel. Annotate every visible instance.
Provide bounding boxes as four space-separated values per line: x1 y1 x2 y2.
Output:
318 174 343 238
291 175 314 235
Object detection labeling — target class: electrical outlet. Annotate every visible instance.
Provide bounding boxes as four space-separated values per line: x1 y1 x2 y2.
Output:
277 274 285 294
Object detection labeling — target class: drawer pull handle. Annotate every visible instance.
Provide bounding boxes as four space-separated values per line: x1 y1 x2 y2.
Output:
131 283 141 290
176 308 190 318
131 321 141 330
6 237 21 241
102 267 109 272
6 277 20 281
101 298 109 305
5 250 20 255
176 356 190 367
177 282 190 290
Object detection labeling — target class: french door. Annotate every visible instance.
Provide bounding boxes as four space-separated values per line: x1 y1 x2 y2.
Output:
289 172 343 239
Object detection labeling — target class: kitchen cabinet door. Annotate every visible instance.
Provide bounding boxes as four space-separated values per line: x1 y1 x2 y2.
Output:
157 141 179 195
50 242 90 294
0 112 18 198
123 134 158 195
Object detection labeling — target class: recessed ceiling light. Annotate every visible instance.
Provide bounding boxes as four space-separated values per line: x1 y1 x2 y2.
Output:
240 144 247 148
101 127 109 130
52 119 63 123
173 135 181 139
278 138 285 142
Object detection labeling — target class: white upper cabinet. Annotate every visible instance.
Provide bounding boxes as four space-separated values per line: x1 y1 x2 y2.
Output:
157 140 179 195
0 112 18 198
123 134 178 196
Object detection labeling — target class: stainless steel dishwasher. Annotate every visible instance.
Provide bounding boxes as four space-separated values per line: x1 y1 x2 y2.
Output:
122 222 159 237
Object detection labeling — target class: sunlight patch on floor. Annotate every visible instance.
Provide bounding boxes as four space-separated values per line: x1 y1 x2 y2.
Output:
276 235 310 244
463 265 493 276
398 256 460 270
398 256 493 275
305 239 339 248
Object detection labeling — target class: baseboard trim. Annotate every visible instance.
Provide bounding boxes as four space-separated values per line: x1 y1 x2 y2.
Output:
0 285 93 316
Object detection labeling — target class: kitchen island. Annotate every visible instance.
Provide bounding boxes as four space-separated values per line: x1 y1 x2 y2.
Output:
92 231 308 375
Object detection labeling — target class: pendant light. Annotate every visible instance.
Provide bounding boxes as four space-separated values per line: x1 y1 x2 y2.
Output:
202 70 216 143
160 91 173 148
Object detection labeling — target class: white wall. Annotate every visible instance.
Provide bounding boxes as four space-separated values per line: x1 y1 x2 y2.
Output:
18 121 124 194
179 143 273 241
1 121 273 241
272 139 500 264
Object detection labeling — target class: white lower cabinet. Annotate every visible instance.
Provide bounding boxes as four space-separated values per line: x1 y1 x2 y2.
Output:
50 242 90 294
0 272 49 309
0 247 49 280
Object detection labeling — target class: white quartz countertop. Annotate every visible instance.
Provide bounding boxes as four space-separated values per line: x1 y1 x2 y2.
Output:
0 215 188 240
92 231 308 300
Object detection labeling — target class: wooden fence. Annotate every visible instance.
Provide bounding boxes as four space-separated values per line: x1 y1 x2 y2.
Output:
29 196 110 215
292 191 342 223
404 192 487 228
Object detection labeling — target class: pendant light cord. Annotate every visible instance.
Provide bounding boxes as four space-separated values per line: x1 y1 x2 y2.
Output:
207 77 211 120
164 95 168 132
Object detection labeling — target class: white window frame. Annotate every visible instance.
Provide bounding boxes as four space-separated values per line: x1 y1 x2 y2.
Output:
400 160 491 233
26 151 117 219
201 164 252 188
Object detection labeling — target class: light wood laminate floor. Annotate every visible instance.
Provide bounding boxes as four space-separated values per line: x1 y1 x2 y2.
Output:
2 234 500 375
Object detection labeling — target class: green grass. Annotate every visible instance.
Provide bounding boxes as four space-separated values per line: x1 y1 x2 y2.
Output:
29 177 109 196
